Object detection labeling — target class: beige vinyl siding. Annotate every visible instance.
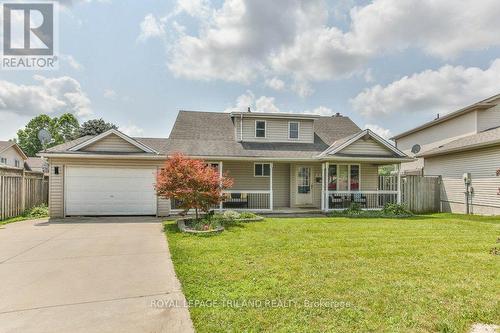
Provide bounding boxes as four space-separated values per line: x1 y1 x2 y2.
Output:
0 146 25 168
236 117 314 143
49 164 64 218
223 161 271 190
221 161 289 207
424 145 500 215
339 138 394 156
360 164 378 190
47 158 169 218
81 133 144 153
477 104 500 132
157 197 170 216
396 111 478 173
272 163 290 207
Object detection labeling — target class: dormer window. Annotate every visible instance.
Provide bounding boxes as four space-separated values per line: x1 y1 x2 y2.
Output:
255 120 266 138
289 122 299 139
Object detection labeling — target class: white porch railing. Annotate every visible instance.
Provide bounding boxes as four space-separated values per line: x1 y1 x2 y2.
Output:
327 190 398 210
221 190 271 210
170 190 272 212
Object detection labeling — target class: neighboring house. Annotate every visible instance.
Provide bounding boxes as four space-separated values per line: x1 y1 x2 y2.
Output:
392 93 500 175
25 157 49 174
0 141 28 169
40 111 411 218
392 93 500 215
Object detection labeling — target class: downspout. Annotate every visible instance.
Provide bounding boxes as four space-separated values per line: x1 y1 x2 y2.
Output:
240 113 243 142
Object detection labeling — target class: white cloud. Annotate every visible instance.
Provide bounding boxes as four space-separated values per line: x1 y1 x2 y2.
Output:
226 90 280 113
60 55 84 71
138 14 165 42
175 0 211 18
364 124 392 139
307 106 333 116
351 59 500 117
0 76 92 118
103 89 117 100
265 77 285 91
162 0 500 96
120 123 144 137
350 0 500 59
291 79 314 98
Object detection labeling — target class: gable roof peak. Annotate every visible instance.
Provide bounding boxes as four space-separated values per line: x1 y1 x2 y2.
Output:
68 129 159 154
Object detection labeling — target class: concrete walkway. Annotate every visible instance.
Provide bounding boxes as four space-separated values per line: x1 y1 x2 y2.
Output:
0 217 194 333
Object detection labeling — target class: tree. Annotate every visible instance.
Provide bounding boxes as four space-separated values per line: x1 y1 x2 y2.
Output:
78 118 117 137
156 153 233 220
17 113 79 156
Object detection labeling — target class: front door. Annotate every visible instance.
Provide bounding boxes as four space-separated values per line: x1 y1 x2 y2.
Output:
295 166 313 206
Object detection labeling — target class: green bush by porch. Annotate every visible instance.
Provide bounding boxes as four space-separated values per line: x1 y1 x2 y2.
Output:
165 214 499 333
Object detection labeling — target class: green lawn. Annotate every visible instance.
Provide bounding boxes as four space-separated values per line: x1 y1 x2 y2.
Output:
165 214 500 333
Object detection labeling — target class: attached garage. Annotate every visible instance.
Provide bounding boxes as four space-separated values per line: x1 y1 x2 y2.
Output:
41 129 171 218
65 166 157 216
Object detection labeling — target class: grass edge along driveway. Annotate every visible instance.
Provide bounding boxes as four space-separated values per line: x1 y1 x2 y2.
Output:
165 214 499 333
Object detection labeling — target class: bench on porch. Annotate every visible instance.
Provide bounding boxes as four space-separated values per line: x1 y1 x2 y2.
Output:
329 193 368 209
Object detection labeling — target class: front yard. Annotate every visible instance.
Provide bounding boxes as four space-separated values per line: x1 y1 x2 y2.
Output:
165 214 499 332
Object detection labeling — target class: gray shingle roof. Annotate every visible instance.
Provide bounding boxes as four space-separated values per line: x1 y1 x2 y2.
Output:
45 136 94 152
419 127 500 157
165 111 360 158
0 140 15 153
43 111 362 158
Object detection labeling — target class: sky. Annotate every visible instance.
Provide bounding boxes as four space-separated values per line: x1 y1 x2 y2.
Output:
1 0 500 141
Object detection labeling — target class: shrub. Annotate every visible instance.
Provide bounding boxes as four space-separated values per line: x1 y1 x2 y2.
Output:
382 203 413 216
26 204 48 218
238 212 258 219
223 210 241 221
329 203 413 218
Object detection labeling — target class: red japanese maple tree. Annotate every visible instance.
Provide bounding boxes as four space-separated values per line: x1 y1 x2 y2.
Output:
156 153 233 219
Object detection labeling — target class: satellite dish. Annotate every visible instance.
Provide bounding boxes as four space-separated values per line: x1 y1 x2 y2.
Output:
411 144 421 154
38 129 52 146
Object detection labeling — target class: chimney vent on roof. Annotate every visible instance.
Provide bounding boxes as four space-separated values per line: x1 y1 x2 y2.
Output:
334 112 341 117
435 113 440 120
247 106 251 112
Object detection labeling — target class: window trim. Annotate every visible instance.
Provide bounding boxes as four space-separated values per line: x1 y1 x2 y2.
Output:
254 162 271 177
328 163 361 191
0 157 6 164
255 120 266 138
14 159 20 168
288 121 300 140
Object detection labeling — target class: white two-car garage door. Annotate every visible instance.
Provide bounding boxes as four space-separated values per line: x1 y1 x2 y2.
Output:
65 166 157 216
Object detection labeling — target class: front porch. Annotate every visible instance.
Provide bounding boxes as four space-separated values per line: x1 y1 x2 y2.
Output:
169 160 401 213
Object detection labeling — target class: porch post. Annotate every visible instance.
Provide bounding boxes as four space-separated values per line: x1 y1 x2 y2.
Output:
397 164 402 204
219 161 223 211
323 162 330 212
269 162 273 211
321 163 325 211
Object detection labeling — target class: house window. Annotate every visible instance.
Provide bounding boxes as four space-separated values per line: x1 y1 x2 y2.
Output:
0 157 6 164
205 162 219 172
254 163 270 177
328 164 360 191
289 122 299 139
255 120 266 138
14 159 20 168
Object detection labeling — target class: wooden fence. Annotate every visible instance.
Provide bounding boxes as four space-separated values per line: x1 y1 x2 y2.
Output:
378 175 441 213
401 175 441 213
0 167 48 220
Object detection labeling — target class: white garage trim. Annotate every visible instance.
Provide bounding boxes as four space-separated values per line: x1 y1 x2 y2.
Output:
64 165 158 216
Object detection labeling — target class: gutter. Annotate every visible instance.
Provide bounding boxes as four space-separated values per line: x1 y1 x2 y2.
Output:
38 152 414 163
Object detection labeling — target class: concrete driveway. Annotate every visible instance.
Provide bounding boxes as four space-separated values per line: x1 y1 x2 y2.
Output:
0 217 194 333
